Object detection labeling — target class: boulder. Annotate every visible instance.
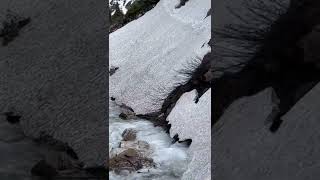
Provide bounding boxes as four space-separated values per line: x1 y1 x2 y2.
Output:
119 140 152 156
109 148 154 174
121 128 137 141
119 104 136 119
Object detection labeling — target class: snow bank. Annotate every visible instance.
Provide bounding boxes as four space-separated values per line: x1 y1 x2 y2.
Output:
168 89 211 180
109 0 211 114
213 83 320 180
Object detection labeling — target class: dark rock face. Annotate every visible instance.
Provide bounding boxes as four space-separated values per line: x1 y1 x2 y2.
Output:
0 0 108 167
142 52 212 133
109 66 119 76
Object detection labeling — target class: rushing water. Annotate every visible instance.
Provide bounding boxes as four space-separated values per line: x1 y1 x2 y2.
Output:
109 102 189 180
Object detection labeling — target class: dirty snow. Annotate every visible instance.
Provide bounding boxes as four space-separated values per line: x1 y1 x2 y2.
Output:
109 0 211 114
168 89 211 180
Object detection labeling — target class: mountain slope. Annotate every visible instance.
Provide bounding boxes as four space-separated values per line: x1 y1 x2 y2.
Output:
109 0 211 114
109 0 211 178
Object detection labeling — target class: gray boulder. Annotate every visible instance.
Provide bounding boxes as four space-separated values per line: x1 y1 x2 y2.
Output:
122 128 137 141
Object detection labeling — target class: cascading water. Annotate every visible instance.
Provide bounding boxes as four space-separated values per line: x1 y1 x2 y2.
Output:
109 101 190 179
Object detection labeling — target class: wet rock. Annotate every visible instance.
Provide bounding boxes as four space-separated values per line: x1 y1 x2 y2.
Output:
119 140 151 155
122 128 137 141
109 148 154 174
120 103 135 113
172 134 179 144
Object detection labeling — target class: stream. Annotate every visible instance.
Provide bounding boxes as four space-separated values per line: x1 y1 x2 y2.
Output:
109 101 190 180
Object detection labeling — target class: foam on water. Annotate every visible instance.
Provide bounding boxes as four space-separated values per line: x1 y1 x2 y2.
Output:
109 102 189 180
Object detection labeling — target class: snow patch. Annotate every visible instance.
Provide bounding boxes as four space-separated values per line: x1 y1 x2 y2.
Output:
168 89 211 180
109 0 211 114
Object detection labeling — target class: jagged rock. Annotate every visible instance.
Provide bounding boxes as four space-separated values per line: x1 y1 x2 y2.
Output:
121 128 137 141
109 66 119 76
109 148 154 174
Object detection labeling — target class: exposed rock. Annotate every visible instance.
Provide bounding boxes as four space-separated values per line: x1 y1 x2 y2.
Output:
119 140 151 156
109 148 154 174
119 103 136 119
109 66 119 76
121 128 137 141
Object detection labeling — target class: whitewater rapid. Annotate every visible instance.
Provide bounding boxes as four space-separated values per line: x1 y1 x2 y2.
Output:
109 102 190 179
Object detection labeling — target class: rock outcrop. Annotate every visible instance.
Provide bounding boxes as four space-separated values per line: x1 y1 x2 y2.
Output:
110 128 154 175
